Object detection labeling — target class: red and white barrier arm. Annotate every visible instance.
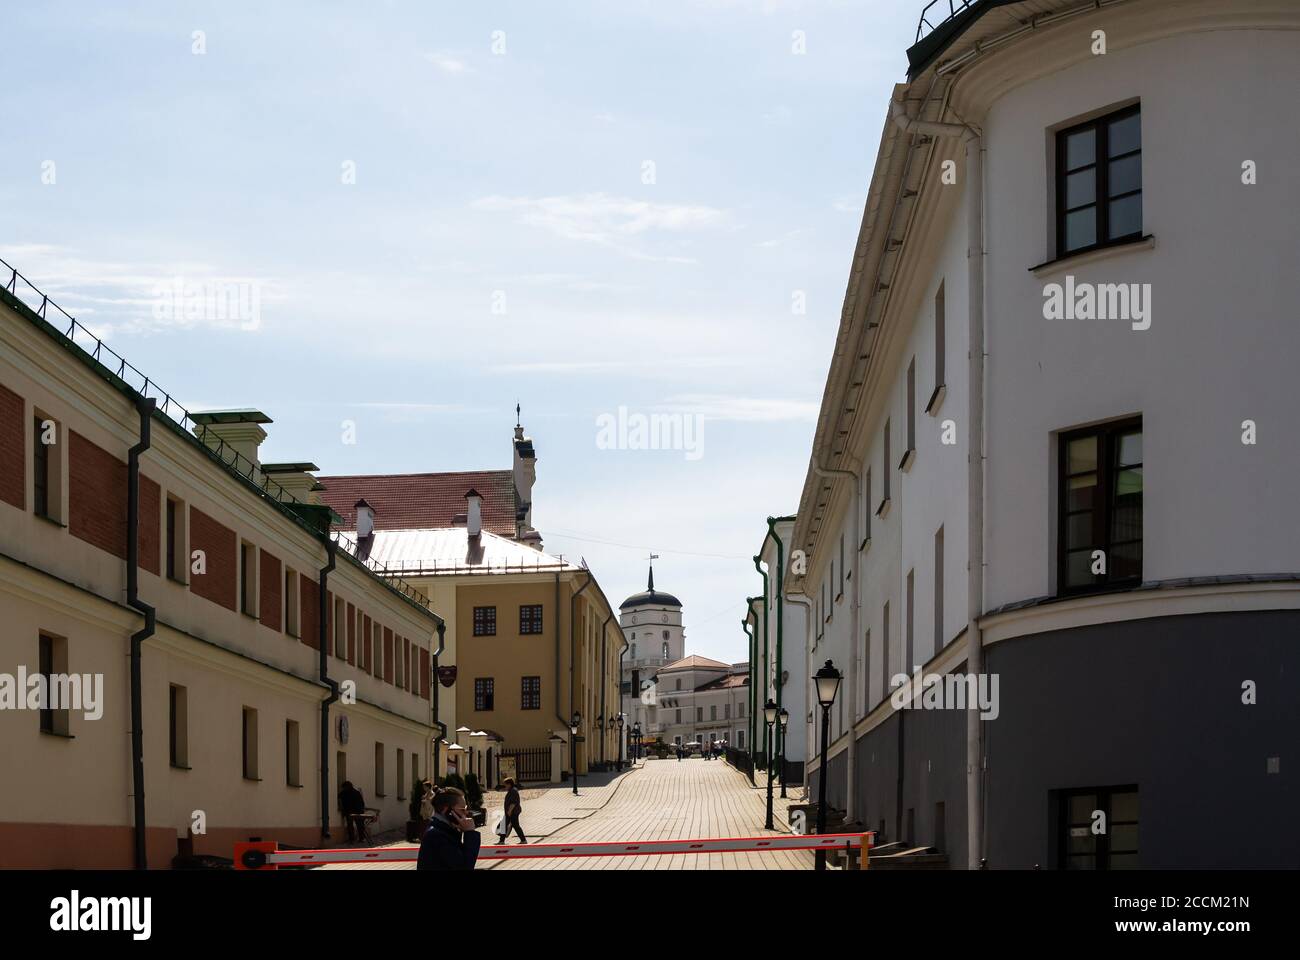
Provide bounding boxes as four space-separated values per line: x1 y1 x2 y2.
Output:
235 832 873 869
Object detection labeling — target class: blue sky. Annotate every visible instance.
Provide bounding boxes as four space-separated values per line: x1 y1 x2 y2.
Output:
2 0 922 662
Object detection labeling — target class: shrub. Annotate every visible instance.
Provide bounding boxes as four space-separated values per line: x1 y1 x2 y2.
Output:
464 773 483 810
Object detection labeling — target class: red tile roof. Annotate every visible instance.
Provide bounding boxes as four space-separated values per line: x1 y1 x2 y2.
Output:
316 470 517 536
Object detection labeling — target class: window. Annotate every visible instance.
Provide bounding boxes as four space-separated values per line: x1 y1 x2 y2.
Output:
169 684 188 768
710 705 717 721
286 720 301 787
738 702 744 718
397 748 406 800
166 497 187 582
374 743 386 797
394 632 404 688
1058 418 1142 593
905 569 915 674
1056 105 1142 256
696 707 703 722
675 679 681 691
934 526 945 656
334 597 346 658
661 641 669 660
242 707 259 780
724 702 730 720
473 606 497 636
881 601 890 706
902 358 916 468
630 642 636 659
737 730 745 749
372 623 382 676
861 628 870 715
521 676 541 710
38 632 69 736
863 470 872 545
675 708 682 724
877 421 892 516
285 569 300 637
240 541 257 616
32 414 62 522
1059 786 1139 869
837 534 845 598
520 604 543 635
928 282 946 413
474 678 495 711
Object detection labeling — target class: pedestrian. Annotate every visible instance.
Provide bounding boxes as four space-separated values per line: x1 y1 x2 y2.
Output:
417 787 481 870
496 776 527 844
339 780 368 843
418 780 435 828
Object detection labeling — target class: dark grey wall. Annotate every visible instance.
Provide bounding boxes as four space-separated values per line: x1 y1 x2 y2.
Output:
983 609 1300 868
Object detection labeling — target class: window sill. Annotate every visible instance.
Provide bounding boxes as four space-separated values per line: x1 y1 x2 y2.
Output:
167 574 189 587
288 782 304 789
243 776 263 783
171 763 192 771
40 728 74 740
875 498 891 520
925 384 946 417
1029 234 1155 278
240 610 259 621
34 513 67 529
899 448 916 473
859 536 872 553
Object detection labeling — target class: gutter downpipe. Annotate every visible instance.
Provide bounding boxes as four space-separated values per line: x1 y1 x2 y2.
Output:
751 558 769 770
569 568 593 770
741 604 757 784
811 460 859 822
890 94 985 868
617 627 628 765
765 517 791 778
126 395 156 870
431 617 446 782
318 537 338 840
600 612 612 766
554 571 566 732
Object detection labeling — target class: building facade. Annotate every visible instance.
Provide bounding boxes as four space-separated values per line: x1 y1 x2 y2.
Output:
790 0 1300 868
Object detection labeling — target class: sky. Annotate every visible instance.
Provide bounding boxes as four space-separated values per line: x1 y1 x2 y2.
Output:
1 0 924 663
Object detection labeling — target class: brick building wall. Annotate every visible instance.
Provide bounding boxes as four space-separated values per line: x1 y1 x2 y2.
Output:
259 550 282 631
0 382 24 510
189 506 236 610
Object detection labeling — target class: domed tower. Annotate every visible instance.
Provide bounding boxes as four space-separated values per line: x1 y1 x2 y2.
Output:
619 560 684 742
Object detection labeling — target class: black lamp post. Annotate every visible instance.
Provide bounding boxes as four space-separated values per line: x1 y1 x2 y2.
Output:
570 712 582 796
632 723 641 764
813 660 842 871
616 714 625 771
778 707 790 799
763 699 778 830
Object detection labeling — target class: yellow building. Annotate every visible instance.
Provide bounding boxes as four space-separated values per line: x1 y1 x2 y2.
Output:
0 270 442 868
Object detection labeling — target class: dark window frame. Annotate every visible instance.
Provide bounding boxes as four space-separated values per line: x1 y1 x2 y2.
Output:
474 677 495 711
472 606 497 637
33 415 51 520
519 604 543 635
1056 784 1139 870
1056 416 1143 596
1055 104 1142 257
521 675 541 710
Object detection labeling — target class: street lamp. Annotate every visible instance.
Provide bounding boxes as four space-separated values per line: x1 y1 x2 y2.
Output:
616 714 625 771
763 699 778 830
813 660 842 871
778 707 790 799
570 712 582 796
632 723 641 763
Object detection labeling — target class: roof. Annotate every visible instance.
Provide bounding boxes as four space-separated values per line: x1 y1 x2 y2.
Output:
659 655 730 673
620 564 682 609
318 469 517 536
697 673 749 691
190 408 273 425
339 526 577 576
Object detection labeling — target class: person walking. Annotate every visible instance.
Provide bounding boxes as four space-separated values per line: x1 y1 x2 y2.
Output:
418 780 435 830
417 787 481 870
339 780 368 843
496 777 527 844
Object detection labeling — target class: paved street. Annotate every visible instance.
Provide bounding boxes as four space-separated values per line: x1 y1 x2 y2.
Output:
326 757 813 870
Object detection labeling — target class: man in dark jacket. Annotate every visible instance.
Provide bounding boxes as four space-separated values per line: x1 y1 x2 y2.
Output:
497 777 527 844
417 787 481 870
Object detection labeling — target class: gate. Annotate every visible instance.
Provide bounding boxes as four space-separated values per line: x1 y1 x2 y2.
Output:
498 746 550 784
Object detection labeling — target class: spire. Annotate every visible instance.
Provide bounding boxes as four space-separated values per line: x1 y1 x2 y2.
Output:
647 552 659 591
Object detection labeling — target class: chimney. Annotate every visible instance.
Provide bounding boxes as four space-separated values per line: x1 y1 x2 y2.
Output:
465 489 483 538
355 499 375 538
191 409 272 470
512 406 540 544
260 462 323 504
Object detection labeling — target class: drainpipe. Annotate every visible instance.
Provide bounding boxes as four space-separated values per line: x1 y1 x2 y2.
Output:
751 557 769 769
741 606 756 784
553 571 566 731
317 538 337 840
569 568 593 770
126 395 156 870
765 517 793 773
617 627 627 763
431 618 446 782
811 459 860 822
600 613 611 766
890 93 985 868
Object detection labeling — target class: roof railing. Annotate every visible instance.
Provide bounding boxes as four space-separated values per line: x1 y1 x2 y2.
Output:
915 0 976 42
1 256 431 611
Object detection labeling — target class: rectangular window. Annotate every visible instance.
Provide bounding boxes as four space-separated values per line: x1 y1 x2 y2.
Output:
904 358 917 466
240 541 257 616
929 281 946 412
724 702 730 719
286 719 301 787
474 677 495 711
934 526 945 656
32 414 62 522
165 497 186 582
905 569 915 674
837 534 845 598
863 470 872 544
1056 105 1142 256
397 747 406 800
473 606 497 636
521 676 541 710
38 632 70 736
675 708 681 724
861 628 870 715
881 601 890 707
334 597 346 658
696 706 703 722
242 707 259 780
1059 786 1139 869
170 684 188 767
285 569 300 637
519 604 544 635
395 633 404 688
372 623 382 676
374 742 386 797
710 705 717 721
1058 418 1142 593
877 420 892 515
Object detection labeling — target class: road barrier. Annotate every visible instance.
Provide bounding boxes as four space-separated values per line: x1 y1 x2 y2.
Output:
235 832 873 870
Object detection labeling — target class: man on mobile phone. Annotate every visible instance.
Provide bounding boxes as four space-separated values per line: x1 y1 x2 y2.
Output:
417 787 481 870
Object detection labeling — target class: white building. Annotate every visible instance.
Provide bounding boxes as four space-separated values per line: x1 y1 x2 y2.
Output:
788 0 1300 868
618 564 685 745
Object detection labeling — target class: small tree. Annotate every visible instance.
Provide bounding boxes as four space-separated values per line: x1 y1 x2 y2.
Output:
464 772 483 810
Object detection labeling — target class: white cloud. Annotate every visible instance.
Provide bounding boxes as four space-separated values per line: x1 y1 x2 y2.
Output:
424 52 467 74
